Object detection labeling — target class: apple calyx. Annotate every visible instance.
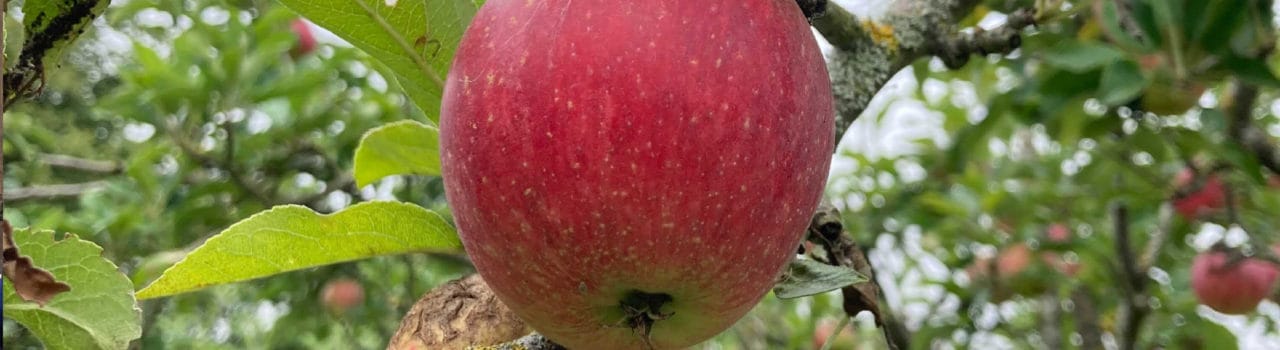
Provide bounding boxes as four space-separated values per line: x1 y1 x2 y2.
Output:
617 290 675 348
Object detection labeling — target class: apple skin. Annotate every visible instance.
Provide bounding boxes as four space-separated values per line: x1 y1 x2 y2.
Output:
1171 169 1227 220
1190 251 1279 314
439 1 833 348
290 19 317 57
321 278 364 313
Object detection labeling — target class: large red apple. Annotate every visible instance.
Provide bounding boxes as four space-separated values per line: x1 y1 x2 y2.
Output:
439 1 833 348
1171 169 1227 220
1190 251 1279 314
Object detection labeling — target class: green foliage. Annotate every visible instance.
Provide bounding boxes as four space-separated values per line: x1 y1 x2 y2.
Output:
2 228 141 350
275 0 483 122
137 202 461 299
353 121 441 187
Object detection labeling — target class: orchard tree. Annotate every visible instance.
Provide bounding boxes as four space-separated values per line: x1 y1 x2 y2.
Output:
4 0 1280 350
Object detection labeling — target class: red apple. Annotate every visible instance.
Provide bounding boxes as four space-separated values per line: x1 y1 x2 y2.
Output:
812 318 856 350
321 278 364 313
1046 223 1071 243
439 1 832 348
1171 169 1227 220
290 19 317 57
966 245 1032 281
1190 251 1279 314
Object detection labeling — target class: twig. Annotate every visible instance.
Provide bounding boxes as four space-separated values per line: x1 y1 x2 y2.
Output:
1138 203 1174 271
1071 287 1104 350
34 153 121 173
1112 203 1148 350
166 121 274 205
8 181 111 202
1224 81 1280 176
2 0 7 217
813 2 1035 140
928 9 1035 69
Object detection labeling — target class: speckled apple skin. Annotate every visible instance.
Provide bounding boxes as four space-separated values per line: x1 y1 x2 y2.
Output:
439 1 833 348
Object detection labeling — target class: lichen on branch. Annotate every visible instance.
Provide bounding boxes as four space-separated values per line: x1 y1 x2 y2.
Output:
814 1 1033 139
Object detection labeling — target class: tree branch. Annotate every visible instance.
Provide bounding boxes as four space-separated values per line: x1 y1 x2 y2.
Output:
1112 202 1148 350
814 2 1034 139
8 181 111 202
1138 203 1174 271
34 153 122 173
1224 80 1280 176
165 120 276 205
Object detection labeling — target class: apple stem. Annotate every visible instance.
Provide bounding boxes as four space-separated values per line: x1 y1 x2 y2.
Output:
795 0 828 21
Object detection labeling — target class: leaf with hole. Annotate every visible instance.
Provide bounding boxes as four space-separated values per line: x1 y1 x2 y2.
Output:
3 228 142 350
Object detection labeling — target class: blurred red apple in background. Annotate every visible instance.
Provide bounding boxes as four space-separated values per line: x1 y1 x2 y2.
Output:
1190 251 1279 314
1171 169 1226 221
290 19 317 57
321 278 364 314
1046 223 1071 243
812 318 856 350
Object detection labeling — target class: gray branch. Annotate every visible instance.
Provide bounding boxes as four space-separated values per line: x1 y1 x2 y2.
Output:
813 2 1034 139
8 181 111 202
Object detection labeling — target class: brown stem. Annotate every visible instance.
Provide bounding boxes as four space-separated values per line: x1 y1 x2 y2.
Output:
2 0 7 218
807 203 910 349
1224 81 1280 176
1113 203 1147 350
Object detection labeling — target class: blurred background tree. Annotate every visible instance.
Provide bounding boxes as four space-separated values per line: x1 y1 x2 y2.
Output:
3 0 468 348
4 0 1280 349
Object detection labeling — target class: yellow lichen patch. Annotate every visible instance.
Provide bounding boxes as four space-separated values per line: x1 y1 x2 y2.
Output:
860 20 897 52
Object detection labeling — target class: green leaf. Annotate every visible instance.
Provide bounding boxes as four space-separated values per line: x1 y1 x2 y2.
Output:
1190 316 1238 350
353 121 441 188
136 201 461 299
276 0 484 122
3 228 142 350
1096 0 1152 51
773 259 867 299
1041 41 1125 73
19 0 110 68
1221 55 1280 88
1098 60 1150 106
